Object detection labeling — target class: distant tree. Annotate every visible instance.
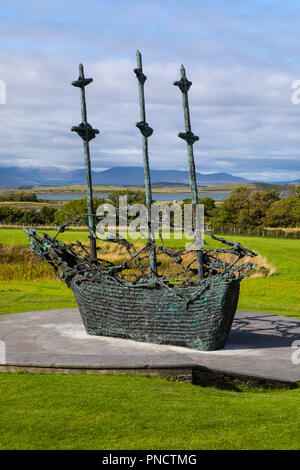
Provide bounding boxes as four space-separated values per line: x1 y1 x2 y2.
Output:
38 207 57 224
54 197 106 225
265 196 300 227
107 189 146 207
247 190 280 226
21 209 41 224
0 205 56 225
105 190 147 227
0 191 38 202
282 185 300 198
0 207 23 224
182 197 216 217
210 187 251 227
209 188 280 228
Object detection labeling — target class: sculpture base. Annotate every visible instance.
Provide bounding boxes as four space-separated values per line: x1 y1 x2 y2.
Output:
0 309 299 388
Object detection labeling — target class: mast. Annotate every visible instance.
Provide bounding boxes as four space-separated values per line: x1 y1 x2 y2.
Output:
71 64 99 260
134 50 157 278
174 64 204 279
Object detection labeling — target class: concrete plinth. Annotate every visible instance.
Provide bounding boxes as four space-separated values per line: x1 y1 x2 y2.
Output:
0 309 299 387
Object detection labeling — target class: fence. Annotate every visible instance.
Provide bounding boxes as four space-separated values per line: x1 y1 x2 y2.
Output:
1 223 300 239
208 226 300 239
0 223 85 231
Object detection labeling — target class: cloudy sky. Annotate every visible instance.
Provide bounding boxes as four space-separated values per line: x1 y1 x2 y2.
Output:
0 0 300 181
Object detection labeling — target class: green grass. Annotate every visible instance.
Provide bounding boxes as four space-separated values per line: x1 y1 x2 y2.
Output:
222 236 299 317
0 232 299 451
0 201 59 207
0 229 299 317
164 235 300 318
0 373 299 450
13 181 291 193
0 280 76 314
0 228 90 245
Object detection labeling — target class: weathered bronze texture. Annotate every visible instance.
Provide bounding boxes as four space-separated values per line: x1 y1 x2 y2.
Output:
174 64 204 280
24 226 256 350
24 52 258 351
134 50 157 278
71 64 99 260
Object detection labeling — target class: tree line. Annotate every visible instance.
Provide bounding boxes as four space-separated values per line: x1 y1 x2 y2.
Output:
209 187 299 228
0 191 38 202
0 187 299 228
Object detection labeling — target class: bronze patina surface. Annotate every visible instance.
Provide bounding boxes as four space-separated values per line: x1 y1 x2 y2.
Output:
25 227 255 351
25 53 257 350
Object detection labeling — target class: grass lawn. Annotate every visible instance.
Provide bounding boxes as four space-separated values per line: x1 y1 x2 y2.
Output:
214 235 300 318
0 229 299 317
0 230 299 451
0 373 299 450
0 229 95 314
165 234 300 318
0 228 90 245
0 201 60 208
0 280 76 314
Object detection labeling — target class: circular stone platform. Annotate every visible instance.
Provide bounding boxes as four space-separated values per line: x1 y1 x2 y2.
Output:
0 309 299 387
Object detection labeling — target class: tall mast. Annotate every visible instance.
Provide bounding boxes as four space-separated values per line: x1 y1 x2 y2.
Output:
71 64 99 260
134 50 157 278
174 64 204 279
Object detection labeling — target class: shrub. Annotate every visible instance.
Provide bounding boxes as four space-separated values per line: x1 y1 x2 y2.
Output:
265 196 300 227
54 197 106 225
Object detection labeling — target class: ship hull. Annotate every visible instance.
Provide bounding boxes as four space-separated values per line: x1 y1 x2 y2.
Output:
71 274 240 351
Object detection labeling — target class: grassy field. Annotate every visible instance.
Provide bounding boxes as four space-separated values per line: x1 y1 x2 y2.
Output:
0 228 299 316
224 236 299 316
0 372 299 450
0 280 76 314
0 230 299 451
6 181 291 194
0 201 61 208
7 184 194 194
168 234 300 317
0 227 90 245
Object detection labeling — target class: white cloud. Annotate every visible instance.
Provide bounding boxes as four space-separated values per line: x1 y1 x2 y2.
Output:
0 0 299 181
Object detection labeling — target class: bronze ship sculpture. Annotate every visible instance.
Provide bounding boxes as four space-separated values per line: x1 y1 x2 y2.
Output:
25 52 256 351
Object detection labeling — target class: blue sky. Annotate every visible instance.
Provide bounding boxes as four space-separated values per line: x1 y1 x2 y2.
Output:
0 0 300 181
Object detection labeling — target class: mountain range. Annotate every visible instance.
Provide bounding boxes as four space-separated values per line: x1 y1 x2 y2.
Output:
0 166 250 187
